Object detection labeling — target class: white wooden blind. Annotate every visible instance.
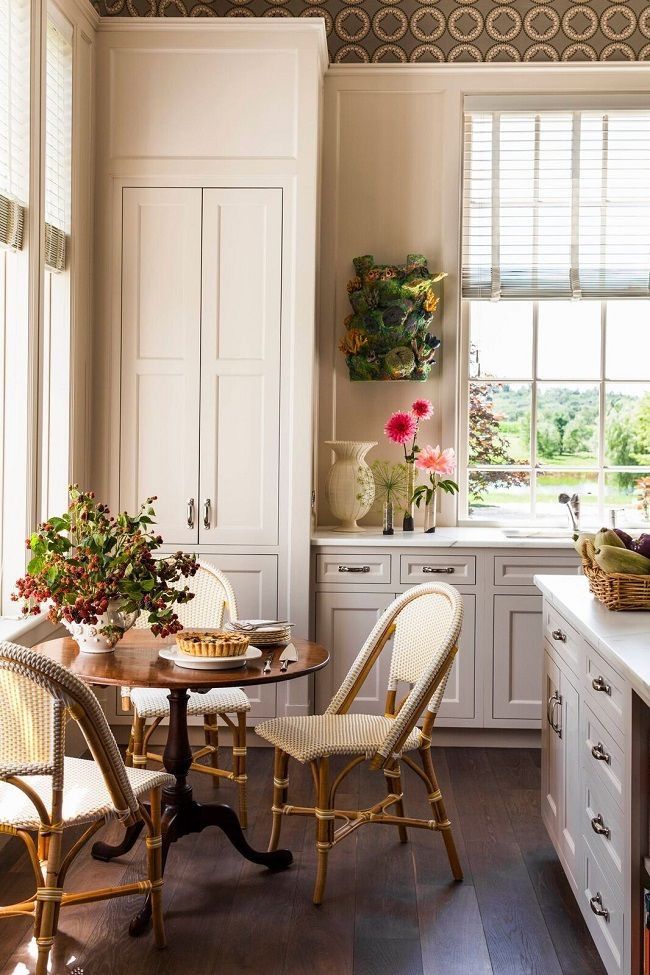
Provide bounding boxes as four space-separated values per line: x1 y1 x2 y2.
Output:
0 0 29 250
44 14 72 270
462 108 650 300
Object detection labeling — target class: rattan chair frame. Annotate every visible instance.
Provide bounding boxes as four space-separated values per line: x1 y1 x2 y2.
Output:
262 583 464 904
124 561 250 825
0 642 166 975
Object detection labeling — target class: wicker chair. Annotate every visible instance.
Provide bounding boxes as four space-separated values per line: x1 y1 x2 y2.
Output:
124 561 251 826
256 582 464 905
0 641 172 975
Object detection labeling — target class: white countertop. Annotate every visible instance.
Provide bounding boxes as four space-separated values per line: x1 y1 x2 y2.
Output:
534 574 650 707
312 527 576 549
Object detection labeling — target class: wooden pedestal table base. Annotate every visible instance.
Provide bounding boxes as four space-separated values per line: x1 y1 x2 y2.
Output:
33 633 329 936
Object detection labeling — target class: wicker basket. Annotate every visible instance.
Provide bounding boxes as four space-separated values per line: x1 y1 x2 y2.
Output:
176 630 251 657
582 558 650 611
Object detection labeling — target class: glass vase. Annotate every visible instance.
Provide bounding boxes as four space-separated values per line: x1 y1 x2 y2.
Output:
424 494 437 534
383 500 394 535
403 461 415 532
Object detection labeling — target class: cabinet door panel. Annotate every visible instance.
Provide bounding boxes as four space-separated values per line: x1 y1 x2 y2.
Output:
314 591 394 715
437 593 475 720
560 667 580 890
200 554 278 720
542 649 562 843
200 189 282 545
120 187 201 545
493 594 543 721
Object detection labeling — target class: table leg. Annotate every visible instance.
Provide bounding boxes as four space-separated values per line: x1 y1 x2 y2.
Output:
129 687 292 936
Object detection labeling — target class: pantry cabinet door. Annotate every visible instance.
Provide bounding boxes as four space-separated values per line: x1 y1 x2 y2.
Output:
541 648 563 844
437 593 476 721
199 188 282 545
120 187 201 545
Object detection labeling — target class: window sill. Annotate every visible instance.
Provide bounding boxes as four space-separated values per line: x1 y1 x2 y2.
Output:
0 611 58 645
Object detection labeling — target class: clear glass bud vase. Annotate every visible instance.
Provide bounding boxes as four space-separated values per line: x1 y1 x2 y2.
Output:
403 461 415 532
383 500 394 535
423 493 437 534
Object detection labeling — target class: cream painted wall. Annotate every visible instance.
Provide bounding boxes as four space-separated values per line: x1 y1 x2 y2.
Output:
316 64 650 529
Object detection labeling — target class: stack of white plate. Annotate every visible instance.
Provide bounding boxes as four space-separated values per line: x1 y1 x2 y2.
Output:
226 620 292 647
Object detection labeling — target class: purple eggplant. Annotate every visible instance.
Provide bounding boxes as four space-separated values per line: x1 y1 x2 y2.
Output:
633 533 650 559
613 528 635 549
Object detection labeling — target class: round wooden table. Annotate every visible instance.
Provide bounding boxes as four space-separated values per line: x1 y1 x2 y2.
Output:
35 631 329 934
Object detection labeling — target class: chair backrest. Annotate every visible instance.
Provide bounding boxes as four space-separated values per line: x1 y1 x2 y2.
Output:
0 641 140 824
326 583 463 763
135 560 238 630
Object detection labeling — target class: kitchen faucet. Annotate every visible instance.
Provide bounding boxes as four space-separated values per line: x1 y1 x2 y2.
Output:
558 492 580 532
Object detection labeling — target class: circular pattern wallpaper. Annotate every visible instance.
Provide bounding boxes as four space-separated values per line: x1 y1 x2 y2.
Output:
96 0 650 62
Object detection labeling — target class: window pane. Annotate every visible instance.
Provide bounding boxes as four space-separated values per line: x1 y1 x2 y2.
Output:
536 383 599 467
469 301 533 379
605 472 650 528
537 301 601 380
605 301 650 380
605 383 650 468
469 381 531 466
535 471 599 525
468 470 530 522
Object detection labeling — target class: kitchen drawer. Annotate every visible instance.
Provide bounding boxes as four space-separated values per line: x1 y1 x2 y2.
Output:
494 555 579 587
581 836 625 974
400 554 475 586
582 763 624 886
585 644 626 736
316 553 391 585
544 604 585 679
581 702 625 809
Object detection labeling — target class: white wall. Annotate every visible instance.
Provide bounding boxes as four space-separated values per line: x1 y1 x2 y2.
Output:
317 63 650 528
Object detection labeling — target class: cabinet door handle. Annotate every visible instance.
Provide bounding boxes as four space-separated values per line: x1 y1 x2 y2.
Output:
591 813 611 839
546 692 562 737
589 892 610 921
592 675 611 696
551 628 567 642
422 565 455 574
338 565 370 573
186 498 195 529
203 499 211 529
591 742 611 764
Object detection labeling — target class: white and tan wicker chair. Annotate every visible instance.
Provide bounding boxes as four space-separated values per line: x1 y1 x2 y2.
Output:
256 582 464 905
124 561 251 826
0 640 172 975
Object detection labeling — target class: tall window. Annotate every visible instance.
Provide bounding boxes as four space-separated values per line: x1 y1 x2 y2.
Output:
461 100 650 528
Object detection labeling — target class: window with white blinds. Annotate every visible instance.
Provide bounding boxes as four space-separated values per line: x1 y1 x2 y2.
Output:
0 0 29 250
44 14 72 271
462 105 650 300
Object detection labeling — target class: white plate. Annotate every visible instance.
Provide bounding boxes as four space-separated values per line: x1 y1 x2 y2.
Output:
226 620 292 634
159 646 262 670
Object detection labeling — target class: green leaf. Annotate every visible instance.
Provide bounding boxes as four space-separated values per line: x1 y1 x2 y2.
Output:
27 556 44 575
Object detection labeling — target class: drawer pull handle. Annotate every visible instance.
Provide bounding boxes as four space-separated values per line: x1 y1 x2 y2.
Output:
422 566 455 574
546 692 562 737
591 742 611 765
551 629 567 642
338 565 370 574
589 892 610 922
592 676 611 696
591 814 611 839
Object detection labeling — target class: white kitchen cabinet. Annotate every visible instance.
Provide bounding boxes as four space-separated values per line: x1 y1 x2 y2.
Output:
493 593 543 721
435 593 476 721
542 649 563 842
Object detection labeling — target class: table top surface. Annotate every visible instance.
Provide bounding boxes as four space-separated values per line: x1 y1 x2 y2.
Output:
33 631 329 689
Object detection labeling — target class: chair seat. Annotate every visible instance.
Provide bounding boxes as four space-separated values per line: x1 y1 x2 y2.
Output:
131 686 251 719
255 713 422 764
0 757 173 831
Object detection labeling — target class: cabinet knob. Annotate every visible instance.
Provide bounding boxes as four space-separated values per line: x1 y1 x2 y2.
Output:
589 892 610 921
203 498 211 529
338 565 370 573
186 498 195 529
422 565 455 574
551 629 567 643
591 675 611 696
590 813 611 839
591 742 611 765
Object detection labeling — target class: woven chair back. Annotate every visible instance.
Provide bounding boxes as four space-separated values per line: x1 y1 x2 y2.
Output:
135 560 238 630
0 641 139 820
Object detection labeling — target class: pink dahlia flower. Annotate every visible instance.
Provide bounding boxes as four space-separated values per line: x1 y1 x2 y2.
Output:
415 445 456 477
384 411 417 445
411 398 434 421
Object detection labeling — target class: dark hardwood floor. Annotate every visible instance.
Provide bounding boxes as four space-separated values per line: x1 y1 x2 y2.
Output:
0 747 605 975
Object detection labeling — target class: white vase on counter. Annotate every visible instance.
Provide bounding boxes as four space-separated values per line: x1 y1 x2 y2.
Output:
325 440 377 532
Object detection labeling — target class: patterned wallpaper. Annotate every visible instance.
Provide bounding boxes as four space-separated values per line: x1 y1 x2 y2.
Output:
98 0 650 63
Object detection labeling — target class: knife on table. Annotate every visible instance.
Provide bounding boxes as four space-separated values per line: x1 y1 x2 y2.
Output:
279 643 298 672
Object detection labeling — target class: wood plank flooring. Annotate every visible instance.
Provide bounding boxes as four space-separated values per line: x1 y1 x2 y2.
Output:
0 748 605 975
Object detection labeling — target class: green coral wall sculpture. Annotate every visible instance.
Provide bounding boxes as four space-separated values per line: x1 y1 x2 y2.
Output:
339 254 446 382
